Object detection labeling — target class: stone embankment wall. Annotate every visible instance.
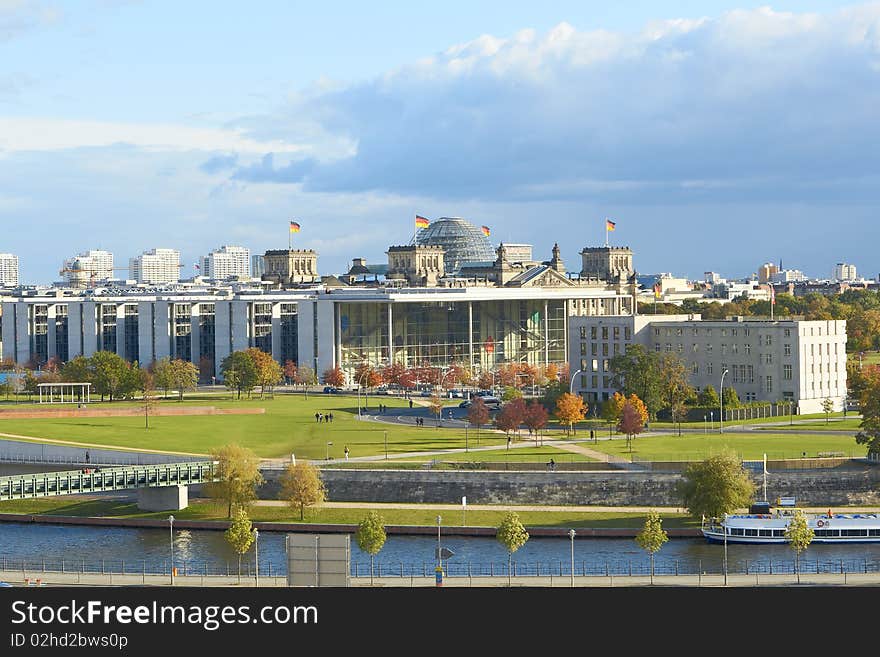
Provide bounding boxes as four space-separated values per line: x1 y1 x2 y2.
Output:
0 406 264 419
259 467 880 506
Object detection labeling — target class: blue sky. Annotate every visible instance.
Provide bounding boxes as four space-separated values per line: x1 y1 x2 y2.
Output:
2 1 879 283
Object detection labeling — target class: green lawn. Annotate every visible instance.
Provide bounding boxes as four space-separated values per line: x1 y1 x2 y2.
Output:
0 498 699 529
436 446 594 462
0 393 508 459
760 419 862 431
588 432 867 461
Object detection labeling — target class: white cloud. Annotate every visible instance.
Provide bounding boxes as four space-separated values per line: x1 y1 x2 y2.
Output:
0 117 312 154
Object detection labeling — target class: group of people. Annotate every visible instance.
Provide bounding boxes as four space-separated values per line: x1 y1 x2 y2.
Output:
315 412 334 423
376 403 389 414
415 417 425 426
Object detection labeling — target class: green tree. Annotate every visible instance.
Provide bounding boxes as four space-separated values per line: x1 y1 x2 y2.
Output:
635 510 669 585
169 359 199 401
224 506 256 583
501 386 523 402
784 510 814 584
659 353 690 417
295 363 317 399
495 512 529 586
355 511 387 585
60 355 92 385
856 380 880 457
722 386 741 409
152 357 174 398
608 344 662 416
246 348 283 398
205 444 265 519
279 462 326 520
220 351 258 399
90 351 134 401
698 384 720 408
822 397 834 424
676 450 756 520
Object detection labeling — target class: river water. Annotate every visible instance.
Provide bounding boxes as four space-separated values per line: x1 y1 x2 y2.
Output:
2 522 880 578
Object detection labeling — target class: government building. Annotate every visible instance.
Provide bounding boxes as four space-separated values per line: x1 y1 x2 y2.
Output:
0 218 637 382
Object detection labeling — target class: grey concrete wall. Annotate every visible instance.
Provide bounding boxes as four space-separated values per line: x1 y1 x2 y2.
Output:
0 438 204 466
137 485 188 511
259 467 880 506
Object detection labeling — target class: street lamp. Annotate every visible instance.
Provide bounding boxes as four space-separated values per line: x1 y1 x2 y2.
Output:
326 441 333 460
253 528 259 587
720 369 729 434
569 369 583 395
436 515 442 570
168 514 174 586
568 529 576 588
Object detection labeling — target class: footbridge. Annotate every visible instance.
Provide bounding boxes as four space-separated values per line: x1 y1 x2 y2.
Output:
0 461 218 511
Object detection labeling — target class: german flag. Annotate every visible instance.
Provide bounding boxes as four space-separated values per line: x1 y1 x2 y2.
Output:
289 221 301 233
606 219 616 231
481 225 491 237
415 215 430 229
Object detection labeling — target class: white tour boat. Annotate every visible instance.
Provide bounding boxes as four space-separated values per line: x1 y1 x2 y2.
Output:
701 508 880 544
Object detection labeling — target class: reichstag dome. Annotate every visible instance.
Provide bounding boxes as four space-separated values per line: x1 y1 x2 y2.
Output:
413 217 496 273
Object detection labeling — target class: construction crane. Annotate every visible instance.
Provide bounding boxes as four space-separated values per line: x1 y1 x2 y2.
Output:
59 264 186 288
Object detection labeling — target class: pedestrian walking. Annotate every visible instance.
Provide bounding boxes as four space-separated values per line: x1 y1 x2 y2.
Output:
315 412 320 423
344 446 349 460
409 399 413 409
85 451 90 464
328 412 334 423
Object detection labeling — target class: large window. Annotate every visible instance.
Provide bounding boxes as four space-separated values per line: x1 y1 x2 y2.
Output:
250 302 272 354
279 303 298 365
54 305 69 362
173 303 192 362
29 304 49 365
99 304 117 354
124 305 138 362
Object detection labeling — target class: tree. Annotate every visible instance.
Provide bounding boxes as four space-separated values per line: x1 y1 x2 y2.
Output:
501 386 523 402
169 359 198 401
224 506 256 583
246 348 283 398
822 397 834 424
60 355 92 385
220 351 258 399
601 392 626 428
205 444 265 519
141 372 158 430
784 509 814 584
555 392 587 436
322 366 345 388
856 379 880 457
676 450 756 520
467 396 490 445
698 384 720 408
722 386 741 410
635 510 669 585
608 344 662 416
477 370 495 391
295 363 317 399
523 400 549 445
279 462 326 520
659 353 690 419
496 398 526 439
151 357 174 399
618 399 646 452
495 512 529 586
90 351 138 401
283 360 297 385
355 511 387 585
428 394 444 424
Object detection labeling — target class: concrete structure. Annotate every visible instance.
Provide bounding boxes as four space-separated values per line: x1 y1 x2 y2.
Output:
569 314 847 413
251 254 265 278
0 253 19 287
200 245 250 280
136 484 188 511
833 263 858 282
61 250 114 287
129 248 180 284
262 249 319 286
287 534 351 587
386 244 445 286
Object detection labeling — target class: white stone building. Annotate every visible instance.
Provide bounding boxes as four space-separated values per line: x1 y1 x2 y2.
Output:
569 314 847 415
0 253 19 287
129 248 180 285
200 245 250 280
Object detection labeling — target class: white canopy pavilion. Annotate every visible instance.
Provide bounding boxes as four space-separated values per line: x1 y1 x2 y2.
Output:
37 382 91 404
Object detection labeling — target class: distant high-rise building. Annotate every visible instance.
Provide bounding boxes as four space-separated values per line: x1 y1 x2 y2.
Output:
833 263 857 282
757 262 779 284
704 272 722 284
770 269 807 283
251 254 265 278
200 245 250 280
0 253 19 286
129 248 180 284
61 249 114 286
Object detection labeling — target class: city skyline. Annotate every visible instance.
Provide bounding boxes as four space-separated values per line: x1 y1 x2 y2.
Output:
2 1 879 283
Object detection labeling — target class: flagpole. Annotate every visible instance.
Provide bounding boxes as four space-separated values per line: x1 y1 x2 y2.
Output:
604 218 609 247
288 221 292 251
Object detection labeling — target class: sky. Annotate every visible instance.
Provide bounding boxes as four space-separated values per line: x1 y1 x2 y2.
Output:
1 0 880 284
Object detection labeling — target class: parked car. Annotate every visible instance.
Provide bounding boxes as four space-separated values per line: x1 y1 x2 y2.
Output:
323 386 341 394
458 400 472 408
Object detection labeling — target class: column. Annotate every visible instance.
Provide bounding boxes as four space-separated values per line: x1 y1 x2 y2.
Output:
190 304 201 366
468 301 474 372
543 300 550 366
137 302 154 365
387 301 393 364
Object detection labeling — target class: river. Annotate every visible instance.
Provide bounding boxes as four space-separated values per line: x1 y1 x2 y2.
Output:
2 522 880 578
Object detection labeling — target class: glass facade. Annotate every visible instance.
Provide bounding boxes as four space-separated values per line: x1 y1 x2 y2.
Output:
173 303 192 362
337 299 566 375
279 303 298 364
54 305 69 363
29 304 48 365
250 302 272 354
198 303 215 380
99 303 117 354
124 305 138 362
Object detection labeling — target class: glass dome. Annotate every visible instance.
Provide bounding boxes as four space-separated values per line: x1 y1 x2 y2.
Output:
414 217 495 273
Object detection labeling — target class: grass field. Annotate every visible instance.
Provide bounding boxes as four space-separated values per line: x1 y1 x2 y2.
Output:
0 393 510 459
0 498 698 529
760 419 862 431
586 432 867 461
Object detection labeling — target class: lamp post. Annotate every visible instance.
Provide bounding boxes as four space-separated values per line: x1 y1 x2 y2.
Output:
568 529 576 588
357 365 370 418
168 514 174 586
326 441 333 461
436 515 442 570
253 528 259 588
720 369 729 434
569 369 583 395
